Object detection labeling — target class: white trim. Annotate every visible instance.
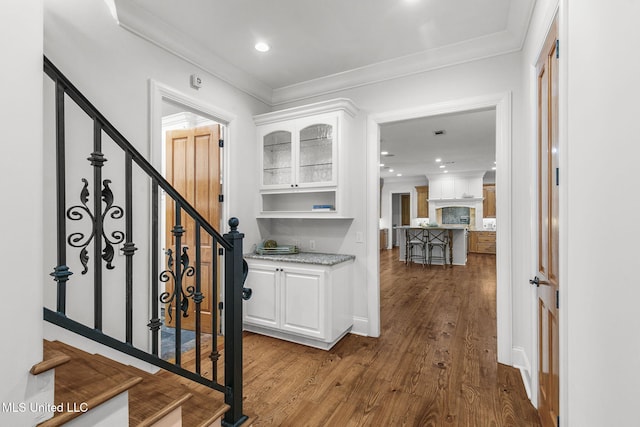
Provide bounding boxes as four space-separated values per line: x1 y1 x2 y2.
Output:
350 316 370 336
366 92 513 361
512 346 533 399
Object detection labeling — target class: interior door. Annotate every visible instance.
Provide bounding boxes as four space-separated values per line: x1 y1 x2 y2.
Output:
535 17 560 427
401 194 410 226
165 125 221 334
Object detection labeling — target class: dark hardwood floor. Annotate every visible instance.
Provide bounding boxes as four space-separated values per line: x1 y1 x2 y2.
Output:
238 248 541 426
172 248 541 426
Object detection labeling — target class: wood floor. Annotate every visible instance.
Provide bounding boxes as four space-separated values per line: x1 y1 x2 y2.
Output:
174 249 541 426
237 249 541 426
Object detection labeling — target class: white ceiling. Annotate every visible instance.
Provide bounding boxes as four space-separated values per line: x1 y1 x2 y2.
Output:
111 0 535 105
110 0 526 181
379 108 496 180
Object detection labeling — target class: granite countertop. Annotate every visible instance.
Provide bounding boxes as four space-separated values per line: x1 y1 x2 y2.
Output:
244 251 355 266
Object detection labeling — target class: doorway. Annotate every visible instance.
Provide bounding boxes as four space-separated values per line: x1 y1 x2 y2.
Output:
149 80 236 354
366 93 512 363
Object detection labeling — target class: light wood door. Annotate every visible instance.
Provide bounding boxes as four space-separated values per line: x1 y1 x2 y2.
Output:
401 194 410 226
415 185 429 218
483 184 496 218
165 125 221 334
535 17 559 427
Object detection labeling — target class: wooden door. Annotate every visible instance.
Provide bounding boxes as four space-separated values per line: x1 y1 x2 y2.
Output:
401 194 410 226
535 17 560 427
415 185 429 218
165 125 221 334
483 184 496 218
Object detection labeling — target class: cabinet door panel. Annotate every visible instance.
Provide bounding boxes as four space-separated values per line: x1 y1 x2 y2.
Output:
296 115 338 188
261 127 294 189
281 268 325 338
244 267 279 328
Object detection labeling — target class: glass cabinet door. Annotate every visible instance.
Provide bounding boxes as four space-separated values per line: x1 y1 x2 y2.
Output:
262 130 293 187
298 123 334 185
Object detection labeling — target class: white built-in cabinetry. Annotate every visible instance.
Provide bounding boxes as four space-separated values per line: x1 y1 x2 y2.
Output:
254 99 358 218
243 258 353 350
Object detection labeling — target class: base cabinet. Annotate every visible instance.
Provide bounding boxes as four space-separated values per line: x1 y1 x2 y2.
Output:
243 259 353 349
468 231 496 254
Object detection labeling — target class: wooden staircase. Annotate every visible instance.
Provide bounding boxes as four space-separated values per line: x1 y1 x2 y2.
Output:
33 340 230 426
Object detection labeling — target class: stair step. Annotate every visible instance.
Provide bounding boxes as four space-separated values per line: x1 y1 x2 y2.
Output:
30 350 70 375
41 340 143 426
92 353 229 426
43 340 230 426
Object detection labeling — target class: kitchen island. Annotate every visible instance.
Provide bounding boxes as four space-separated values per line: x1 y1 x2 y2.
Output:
395 226 468 266
243 252 355 350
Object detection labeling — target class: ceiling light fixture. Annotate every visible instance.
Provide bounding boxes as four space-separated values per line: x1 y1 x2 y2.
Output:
389 169 394 172
381 151 389 155
444 170 449 173
492 166 497 170
397 173 402 177
435 158 442 163
439 165 446 168
379 163 385 167
254 42 270 52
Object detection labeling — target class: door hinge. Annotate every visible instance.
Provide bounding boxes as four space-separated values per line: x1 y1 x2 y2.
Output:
557 414 560 427
218 194 224 203
218 248 224 256
556 167 559 186
556 39 559 59
556 290 560 309
219 139 224 148
218 301 223 311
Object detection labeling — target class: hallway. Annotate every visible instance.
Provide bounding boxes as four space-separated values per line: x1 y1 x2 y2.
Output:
238 249 541 426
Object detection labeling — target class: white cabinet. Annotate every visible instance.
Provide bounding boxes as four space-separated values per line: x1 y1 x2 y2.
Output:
254 98 358 218
259 115 338 190
243 258 353 349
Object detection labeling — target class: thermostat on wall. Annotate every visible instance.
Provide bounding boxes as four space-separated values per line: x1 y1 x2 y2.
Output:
190 74 202 89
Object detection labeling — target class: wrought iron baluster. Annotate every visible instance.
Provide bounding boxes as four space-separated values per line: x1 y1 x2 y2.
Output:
210 236 220 381
195 222 202 375
173 205 183 366
148 179 161 355
91 118 104 330
51 78 73 314
123 151 138 344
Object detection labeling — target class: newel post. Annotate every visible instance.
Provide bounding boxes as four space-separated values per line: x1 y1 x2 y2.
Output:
222 217 248 427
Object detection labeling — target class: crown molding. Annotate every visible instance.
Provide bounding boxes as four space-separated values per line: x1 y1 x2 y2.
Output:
110 0 534 107
111 0 273 105
253 98 358 125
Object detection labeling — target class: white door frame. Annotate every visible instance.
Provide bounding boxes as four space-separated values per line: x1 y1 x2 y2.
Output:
148 79 237 337
365 92 513 364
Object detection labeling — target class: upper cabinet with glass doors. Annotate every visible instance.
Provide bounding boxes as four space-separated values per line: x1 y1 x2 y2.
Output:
254 99 358 218
260 115 337 190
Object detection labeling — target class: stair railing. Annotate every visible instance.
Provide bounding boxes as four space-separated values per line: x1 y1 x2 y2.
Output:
43 56 249 427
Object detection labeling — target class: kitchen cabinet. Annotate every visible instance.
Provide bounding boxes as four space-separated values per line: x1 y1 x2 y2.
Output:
380 229 388 250
243 256 354 349
468 231 496 254
415 185 429 218
483 184 496 218
254 99 358 218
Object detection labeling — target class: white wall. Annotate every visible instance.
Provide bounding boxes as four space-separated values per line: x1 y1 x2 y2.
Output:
380 176 428 249
42 0 268 354
0 0 45 425
562 1 640 425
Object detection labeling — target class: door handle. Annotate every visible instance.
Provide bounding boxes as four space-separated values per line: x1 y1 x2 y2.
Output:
529 276 549 287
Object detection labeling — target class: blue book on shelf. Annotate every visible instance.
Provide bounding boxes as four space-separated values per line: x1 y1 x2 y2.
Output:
312 204 334 210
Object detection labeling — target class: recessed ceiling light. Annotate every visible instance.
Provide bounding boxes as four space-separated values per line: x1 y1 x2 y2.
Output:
381 151 389 155
492 166 497 170
435 158 442 163
255 42 270 52
397 173 402 177
379 163 385 167
389 169 394 173
444 170 449 173
439 165 446 168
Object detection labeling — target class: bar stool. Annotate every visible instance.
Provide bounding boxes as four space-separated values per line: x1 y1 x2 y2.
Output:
427 229 449 268
405 228 428 267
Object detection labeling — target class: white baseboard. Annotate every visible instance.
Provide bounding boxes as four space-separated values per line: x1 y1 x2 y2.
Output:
511 346 532 400
350 316 369 336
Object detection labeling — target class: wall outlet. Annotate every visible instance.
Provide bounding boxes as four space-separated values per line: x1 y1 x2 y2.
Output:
309 240 316 250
